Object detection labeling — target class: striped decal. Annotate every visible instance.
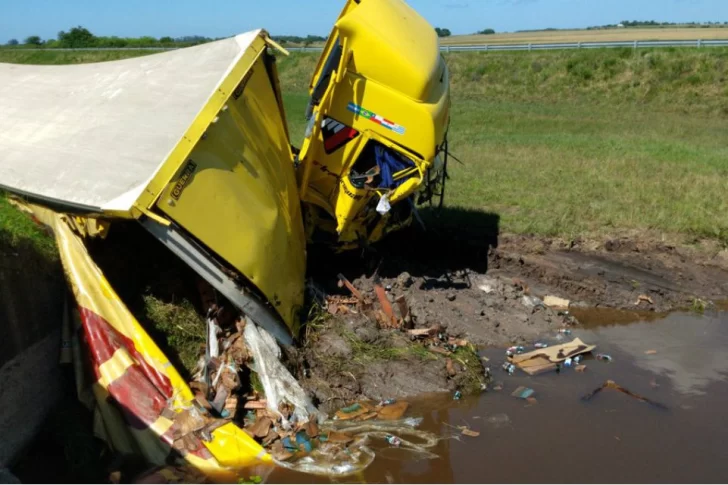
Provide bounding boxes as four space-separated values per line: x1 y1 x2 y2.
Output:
347 102 406 135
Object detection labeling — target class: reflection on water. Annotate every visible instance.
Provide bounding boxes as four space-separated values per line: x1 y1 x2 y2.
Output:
265 311 728 483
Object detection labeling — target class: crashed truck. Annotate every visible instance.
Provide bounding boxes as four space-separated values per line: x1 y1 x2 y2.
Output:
0 0 450 476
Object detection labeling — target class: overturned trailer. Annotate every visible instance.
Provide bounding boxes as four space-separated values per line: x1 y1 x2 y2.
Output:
0 0 450 476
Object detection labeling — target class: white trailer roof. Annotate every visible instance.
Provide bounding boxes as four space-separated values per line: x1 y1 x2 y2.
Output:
0 30 260 212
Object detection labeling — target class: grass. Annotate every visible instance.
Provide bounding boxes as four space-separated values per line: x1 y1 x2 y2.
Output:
276 49 728 246
0 193 58 263
141 295 205 375
441 27 728 46
0 48 158 64
2 47 728 248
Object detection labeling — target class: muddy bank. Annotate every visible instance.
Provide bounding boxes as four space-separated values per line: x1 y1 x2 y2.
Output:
300 225 728 409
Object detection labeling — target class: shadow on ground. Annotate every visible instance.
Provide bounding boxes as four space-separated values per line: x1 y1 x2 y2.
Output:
306 205 500 290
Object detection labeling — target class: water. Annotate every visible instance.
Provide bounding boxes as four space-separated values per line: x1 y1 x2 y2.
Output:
268 311 728 483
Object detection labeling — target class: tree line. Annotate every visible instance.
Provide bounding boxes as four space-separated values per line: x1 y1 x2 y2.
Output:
587 20 728 30
435 27 495 38
5 26 328 48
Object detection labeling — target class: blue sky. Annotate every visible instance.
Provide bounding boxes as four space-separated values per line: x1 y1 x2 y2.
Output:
1 0 726 41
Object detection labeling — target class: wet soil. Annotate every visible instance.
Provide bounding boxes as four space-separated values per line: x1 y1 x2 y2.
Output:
275 310 728 483
301 219 728 411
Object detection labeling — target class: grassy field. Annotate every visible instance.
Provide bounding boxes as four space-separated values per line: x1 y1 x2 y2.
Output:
442 27 728 46
2 47 728 246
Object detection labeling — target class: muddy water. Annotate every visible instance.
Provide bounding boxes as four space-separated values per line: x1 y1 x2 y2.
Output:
269 311 728 483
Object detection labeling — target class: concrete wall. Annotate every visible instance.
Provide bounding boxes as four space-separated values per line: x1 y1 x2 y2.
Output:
0 249 65 469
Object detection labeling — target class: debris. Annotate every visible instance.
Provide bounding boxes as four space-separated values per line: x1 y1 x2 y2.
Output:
581 380 667 410
645 350 658 355
407 325 441 338
376 194 392 215
573 355 582 364
323 431 354 444
446 293 456 302
244 400 267 410
395 295 410 325
377 401 409 421
522 295 544 309
337 273 363 300
511 386 535 400
247 417 272 438
635 294 654 306
385 435 402 447
534 342 548 349
335 403 370 421
172 408 207 439
509 338 596 375
575 364 587 372
428 345 452 356
596 354 613 362
564 357 573 367
459 427 480 437
478 284 494 294
501 362 516 375
379 399 397 406
543 295 570 310
374 283 398 328
526 397 538 405
558 328 572 335
446 358 456 377
449 337 470 347
453 390 462 400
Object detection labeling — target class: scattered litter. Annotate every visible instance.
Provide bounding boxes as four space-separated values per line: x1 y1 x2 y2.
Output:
501 362 516 375
335 403 370 421
377 401 409 421
478 284 494 294
506 345 525 357
337 273 363 300
407 325 441 338
374 282 398 328
645 350 658 355
575 364 587 372
526 397 538 405
544 295 570 310
379 399 396 406
635 294 654 306
534 342 548 349
428 345 452 356
511 386 535 400
459 427 480 437
385 434 402 447
453 391 463 400
573 355 582 364
558 328 572 335
522 295 544 309
581 380 667 410
564 357 573 367
376 194 392 215
509 338 596 375
596 354 613 362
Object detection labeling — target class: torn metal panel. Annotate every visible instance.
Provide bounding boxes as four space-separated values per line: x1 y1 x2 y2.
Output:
22 202 272 474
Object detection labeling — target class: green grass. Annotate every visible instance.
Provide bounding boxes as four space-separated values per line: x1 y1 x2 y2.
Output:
0 194 57 261
276 49 728 245
0 48 158 64
2 48 728 245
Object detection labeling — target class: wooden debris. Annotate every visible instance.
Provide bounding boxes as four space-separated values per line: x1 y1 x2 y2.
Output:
428 345 452 356
448 337 470 347
459 427 480 437
407 325 441 338
358 411 379 421
575 364 587 372
337 273 363 300
304 420 319 438
446 358 456 377
325 431 354 443
374 284 398 328
173 409 207 439
526 397 538 405
543 295 570 310
248 417 273 438
335 403 369 421
645 350 658 355
636 294 654 305
377 401 409 421
244 400 267 409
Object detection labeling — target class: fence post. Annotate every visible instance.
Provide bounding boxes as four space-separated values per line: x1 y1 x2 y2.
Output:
578 41 582 49
485 44 488 52
697 39 702 48
446 45 450 53
633 40 638 50
528 43 532 51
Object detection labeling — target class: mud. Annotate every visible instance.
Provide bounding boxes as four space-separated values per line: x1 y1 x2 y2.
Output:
301 216 728 410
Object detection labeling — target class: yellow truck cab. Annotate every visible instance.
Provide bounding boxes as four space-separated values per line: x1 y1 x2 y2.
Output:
297 0 451 249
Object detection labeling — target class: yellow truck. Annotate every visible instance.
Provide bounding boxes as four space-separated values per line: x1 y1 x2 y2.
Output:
0 0 449 345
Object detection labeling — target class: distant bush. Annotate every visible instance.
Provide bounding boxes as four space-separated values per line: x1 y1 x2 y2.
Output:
478 29 496 35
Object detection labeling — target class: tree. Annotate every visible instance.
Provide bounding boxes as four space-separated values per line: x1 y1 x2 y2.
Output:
159 36 174 44
435 27 452 37
24 35 42 45
478 28 496 35
58 26 96 48
7 39 19 46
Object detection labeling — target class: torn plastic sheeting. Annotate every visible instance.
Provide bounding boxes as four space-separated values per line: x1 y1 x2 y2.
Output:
243 321 324 428
19 202 271 474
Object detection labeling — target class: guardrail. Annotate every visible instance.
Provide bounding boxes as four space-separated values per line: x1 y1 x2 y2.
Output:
7 39 728 54
287 39 728 53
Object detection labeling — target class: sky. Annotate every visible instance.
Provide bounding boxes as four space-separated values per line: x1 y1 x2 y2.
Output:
1 0 726 41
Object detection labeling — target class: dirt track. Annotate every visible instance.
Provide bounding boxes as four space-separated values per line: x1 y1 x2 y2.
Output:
300 224 728 412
